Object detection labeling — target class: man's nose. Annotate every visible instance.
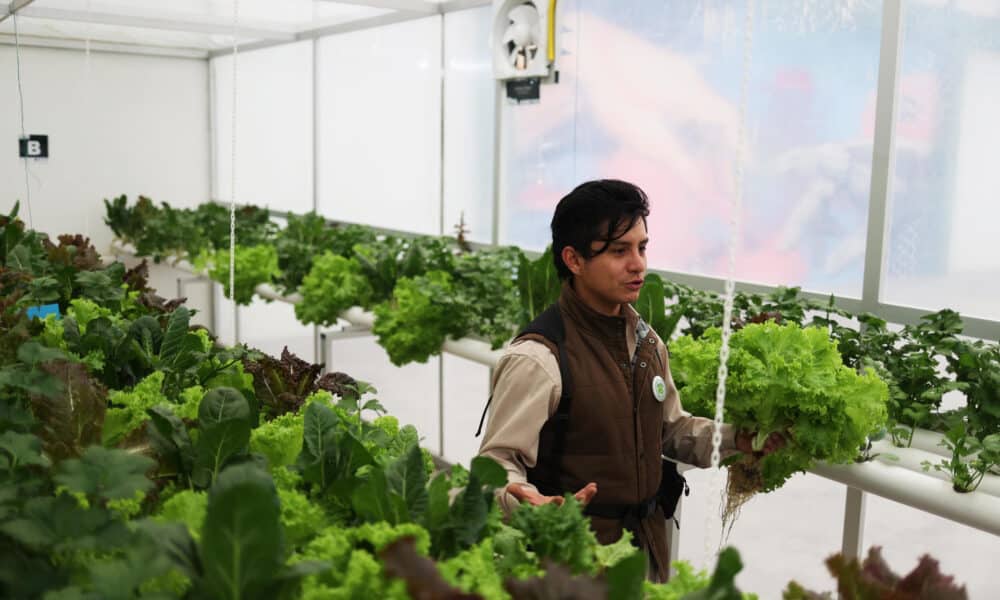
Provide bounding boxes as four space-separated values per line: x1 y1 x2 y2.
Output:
627 249 645 271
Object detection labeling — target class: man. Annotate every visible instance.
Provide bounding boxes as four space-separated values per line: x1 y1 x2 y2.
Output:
477 179 782 581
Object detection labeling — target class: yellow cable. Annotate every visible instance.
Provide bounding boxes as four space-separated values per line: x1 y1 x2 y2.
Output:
547 0 557 64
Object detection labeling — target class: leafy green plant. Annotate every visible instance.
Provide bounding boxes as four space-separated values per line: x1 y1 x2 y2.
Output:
733 286 821 329
677 547 752 600
352 236 456 306
146 463 325 600
196 202 276 253
516 246 561 328
273 212 341 293
243 347 359 419
670 322 889 526
635 273 671 340
452 248 522 346
508 496 597 574
784 546 968 599
922 420 1000 493
103 194 157 249
423 455 507 560
144 386 255 490
102 371 167 446
294 524 428 599
206 244 280 305
295 252 374 326
296 400 375 497
0 386 162 600
373 271 469 365
192 387 253 488
352 442 429 525
949 339 1000 443
104 196 277 263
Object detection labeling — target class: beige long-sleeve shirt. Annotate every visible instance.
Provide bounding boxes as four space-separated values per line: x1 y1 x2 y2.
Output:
478 305 737 514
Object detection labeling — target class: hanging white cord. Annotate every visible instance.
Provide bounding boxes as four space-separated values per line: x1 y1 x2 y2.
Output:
12 13 34 228
703 0 755 567
230 0 239 342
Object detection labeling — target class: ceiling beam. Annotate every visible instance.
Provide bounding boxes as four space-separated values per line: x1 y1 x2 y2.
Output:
208 10 433 58
12 6 296 41
0 0 39 24
313 0 439 14
0 33 208 58
439 0 491 13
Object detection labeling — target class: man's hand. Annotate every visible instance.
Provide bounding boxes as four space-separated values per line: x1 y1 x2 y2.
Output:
735 430 787 456
507 482 598 507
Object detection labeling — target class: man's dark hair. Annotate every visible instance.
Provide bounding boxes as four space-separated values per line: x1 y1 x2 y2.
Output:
550 179 650 280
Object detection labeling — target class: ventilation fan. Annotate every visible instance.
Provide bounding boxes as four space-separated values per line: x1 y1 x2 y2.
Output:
493 0 552 81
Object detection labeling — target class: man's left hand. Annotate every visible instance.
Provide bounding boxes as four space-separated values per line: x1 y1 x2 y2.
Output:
735 430 786 456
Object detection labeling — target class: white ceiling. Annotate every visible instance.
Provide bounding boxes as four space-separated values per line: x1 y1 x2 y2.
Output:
0 0 474 57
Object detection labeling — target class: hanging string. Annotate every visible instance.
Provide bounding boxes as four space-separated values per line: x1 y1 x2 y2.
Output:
703 0 755 567
12 13 34 228
230 0 240 342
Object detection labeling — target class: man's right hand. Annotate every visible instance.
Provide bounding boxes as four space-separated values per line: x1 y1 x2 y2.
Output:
507 482 598 507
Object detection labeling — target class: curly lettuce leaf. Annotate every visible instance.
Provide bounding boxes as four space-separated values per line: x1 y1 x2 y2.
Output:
295 252 374 326
670 322 889 491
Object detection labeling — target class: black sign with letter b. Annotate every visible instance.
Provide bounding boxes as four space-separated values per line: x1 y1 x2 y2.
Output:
18 135 48 158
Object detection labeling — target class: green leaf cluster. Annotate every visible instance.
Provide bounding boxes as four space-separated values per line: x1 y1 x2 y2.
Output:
508 495 598 574
292 522 421 599
273 213 373 294
516 246 562 329
295 253 373 326
373 270 465 365
670 322 889 491
104 195 276 262
207 244 280 305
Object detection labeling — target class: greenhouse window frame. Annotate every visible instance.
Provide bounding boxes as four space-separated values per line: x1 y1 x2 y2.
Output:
0 0 490 59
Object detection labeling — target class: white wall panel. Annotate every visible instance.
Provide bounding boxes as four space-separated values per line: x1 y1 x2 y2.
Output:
443 7 495 244
882 0 1000 320
0 46 208 255
441 354 490 466
212 40 313 214
316 16 442 235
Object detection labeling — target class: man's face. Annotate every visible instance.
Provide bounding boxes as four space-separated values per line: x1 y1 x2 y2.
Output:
568 218 648 316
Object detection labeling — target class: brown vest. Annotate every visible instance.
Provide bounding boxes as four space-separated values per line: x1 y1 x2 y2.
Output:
523 283 671 580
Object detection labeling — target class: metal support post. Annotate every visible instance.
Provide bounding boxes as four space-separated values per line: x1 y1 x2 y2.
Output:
841 486 867 561
438 356 446 458
319 324 375 376
860 0 903 315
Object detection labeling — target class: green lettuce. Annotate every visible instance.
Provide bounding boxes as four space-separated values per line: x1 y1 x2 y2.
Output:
670 322 889 491
295 252 373 326
206 244 280 305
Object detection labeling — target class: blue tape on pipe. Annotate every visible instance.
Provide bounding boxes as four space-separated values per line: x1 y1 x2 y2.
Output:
26 303 61 320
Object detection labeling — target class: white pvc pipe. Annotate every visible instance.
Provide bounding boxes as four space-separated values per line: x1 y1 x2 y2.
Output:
340 306 375 328
442 336 503 367
253 283 301 304
811 459 1000 536
870 440 1000 499
907 428 949 457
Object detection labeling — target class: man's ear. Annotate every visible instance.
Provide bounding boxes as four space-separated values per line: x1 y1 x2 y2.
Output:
561 245 584 276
